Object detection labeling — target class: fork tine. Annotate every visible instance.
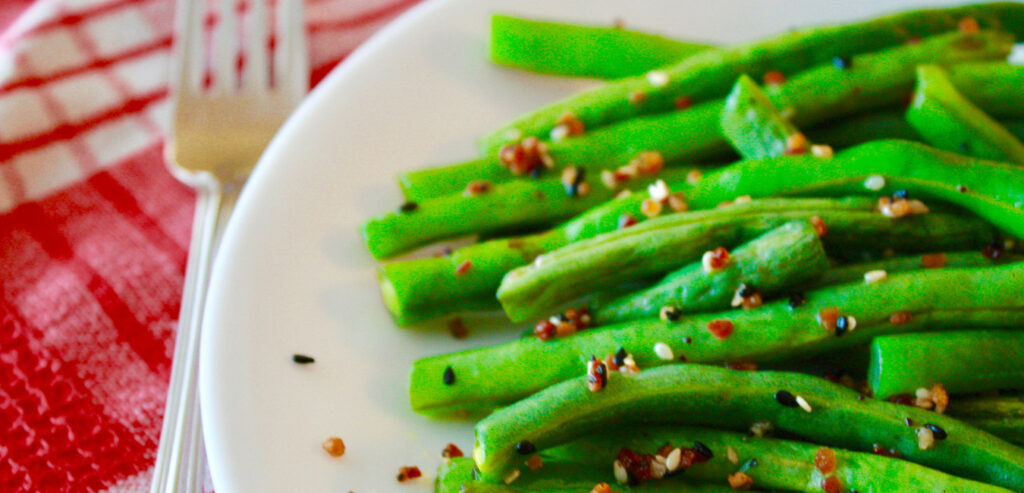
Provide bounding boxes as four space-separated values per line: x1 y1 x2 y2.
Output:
214 0 239 92
243 0 269 90
275 0 308 98
171 0 203 92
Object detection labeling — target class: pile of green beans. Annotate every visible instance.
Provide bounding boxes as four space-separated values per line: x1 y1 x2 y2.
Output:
352 4 1024 492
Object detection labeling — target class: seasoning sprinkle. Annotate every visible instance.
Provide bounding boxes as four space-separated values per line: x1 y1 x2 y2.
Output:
442 443 464 459
814 448 836 474
796 395 813 413
916 426 936 450
659 305 682 322
591 483 613 493
925 423 948 440
864 270 887 284
727 446 739 464
811 144 834 158
654 342 674 361
526 455 544 471
455 260 473 275
889 311 912 325
788 292 807 308
292 353 315 364
442 365 456 385
665 448 682 471
728 471 754 489
774 390 799 407
322 436 345 457
707 319 735 339
693 441 713 459
702 247 731 274
646 70 669 87
397 466 422 482
613 459 629 484
863 174 886 191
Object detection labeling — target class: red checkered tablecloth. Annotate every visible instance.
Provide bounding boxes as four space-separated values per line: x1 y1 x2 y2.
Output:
0 1 421 491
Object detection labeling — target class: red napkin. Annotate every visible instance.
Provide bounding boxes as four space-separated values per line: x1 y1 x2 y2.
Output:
0 0 420 491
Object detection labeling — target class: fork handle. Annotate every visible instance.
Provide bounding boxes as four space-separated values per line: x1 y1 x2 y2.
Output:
151 185 239 493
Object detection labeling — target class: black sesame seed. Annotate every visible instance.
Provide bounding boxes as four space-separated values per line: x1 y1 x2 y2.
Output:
904 417 914 427
858 394 866 401
595 361 608 379
774 390 798 407
530 167 542 179
443 366 456 385
614 347 628 366
683 337 693 344
835 316 849 336
558 313 570 322
693 441 713 459
292 353 315 364
832 56 852 70
892 189 909 199
399 201 418 213
738 283 757 298
957 184 968 193
662 305 682 322
925 423 948 440
564 183 578 196
983 241 1004 260
574 168 587 186
788 292 807 308
959 142 970 153
749 459 759 467
515 441 536 455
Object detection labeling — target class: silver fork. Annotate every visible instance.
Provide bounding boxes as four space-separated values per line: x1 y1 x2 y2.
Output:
151 0 308 491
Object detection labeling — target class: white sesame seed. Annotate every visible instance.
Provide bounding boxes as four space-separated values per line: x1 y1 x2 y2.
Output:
915 387 933 400
733 195 752 204
864 175 886 191
504 129 523 141
916 426 936 450
648 179 670 202
779 107 796 119
702 251 716 274
811 144 834 158
504 468 521 484
646 70 669 87
864 270 887 284
613 460 629 484
727 446 739 464
796 395 813 413
907 199 930 214
665 448 682 471
550 124 569 142
654 342 674 361
615 190 633 200
846 316 857 331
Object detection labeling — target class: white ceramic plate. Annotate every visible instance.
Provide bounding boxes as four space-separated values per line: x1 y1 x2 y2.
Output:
199 0 983 491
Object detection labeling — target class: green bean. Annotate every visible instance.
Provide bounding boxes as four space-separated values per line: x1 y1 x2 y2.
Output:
438 457 743 493
381 198 869 326
489 15 713 80
809 251 1005 288
364 168 693 259
498 139 1024 320
807 109 924 147
478 3 1024 155
472 365 1024 488
402 29 1012 202
412 263 1024 417
869 331 1024 399
543 425 1012 493
907 65 1024 163
720 74 805 159
593 220 829 324
948 396 1024 446
947 63 1024 119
